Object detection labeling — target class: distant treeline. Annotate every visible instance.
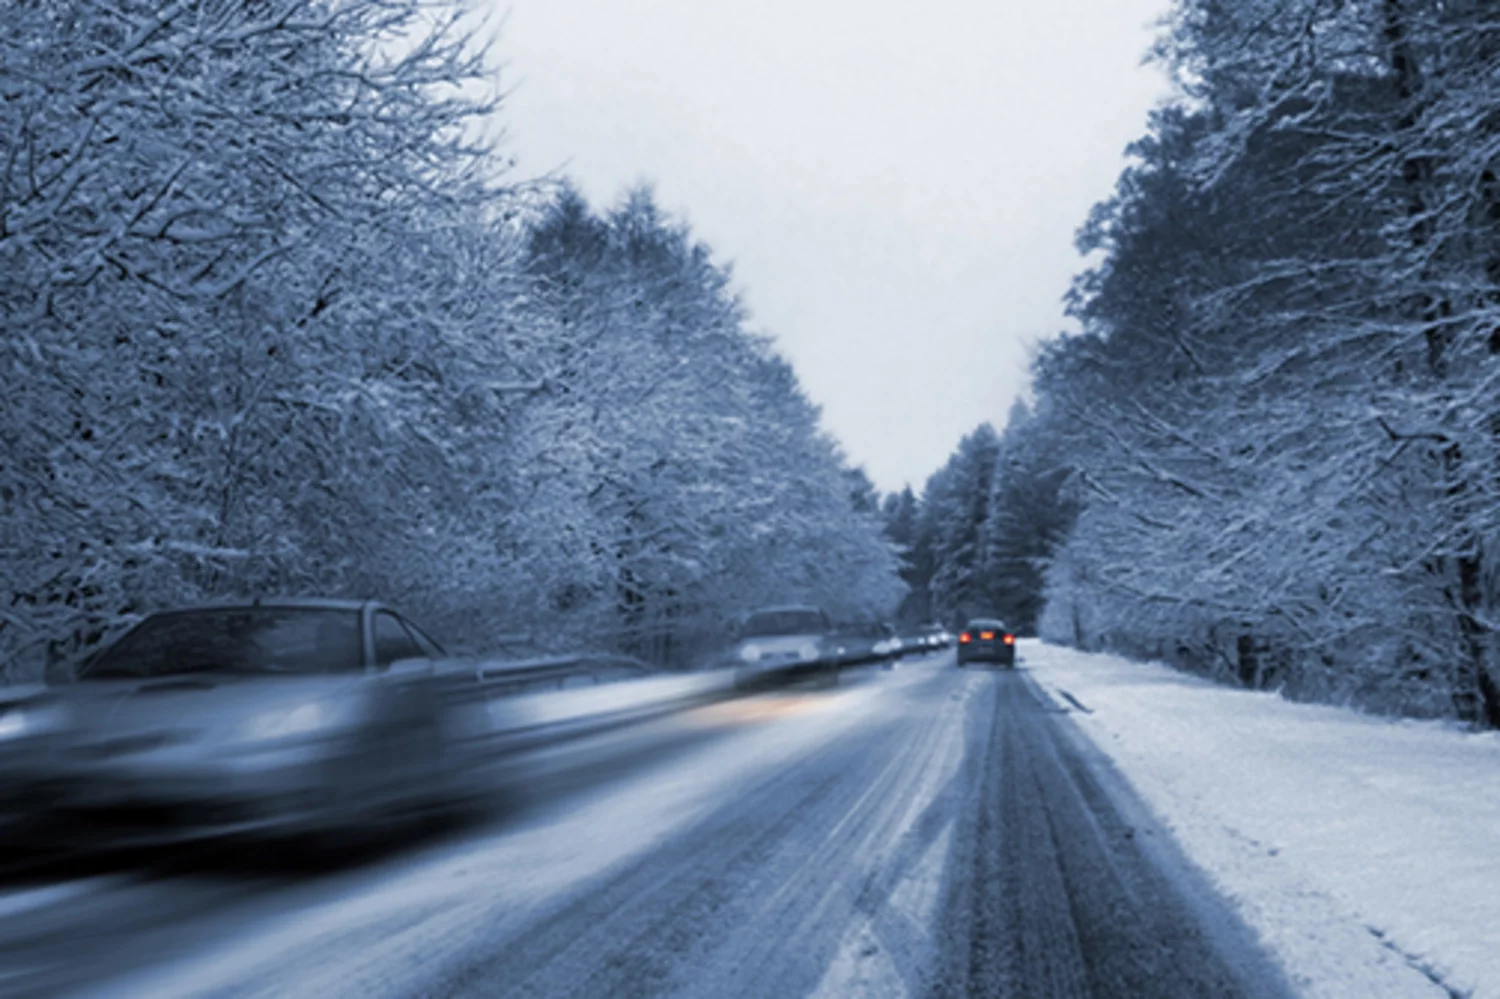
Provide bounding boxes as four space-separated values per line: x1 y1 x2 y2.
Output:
0 0 902 679
878 409 1075 640
904 0 1500 726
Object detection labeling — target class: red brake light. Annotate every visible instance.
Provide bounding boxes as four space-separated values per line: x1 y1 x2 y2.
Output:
1003 633 1015 645
979 631 995 641
959 632 971 644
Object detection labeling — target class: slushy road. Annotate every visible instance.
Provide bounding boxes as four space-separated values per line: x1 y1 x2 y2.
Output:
2 653 1293 998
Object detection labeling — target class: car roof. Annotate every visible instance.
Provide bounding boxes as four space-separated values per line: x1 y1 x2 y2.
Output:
745 604 825 617
145 598 379 615
964 617 1008 628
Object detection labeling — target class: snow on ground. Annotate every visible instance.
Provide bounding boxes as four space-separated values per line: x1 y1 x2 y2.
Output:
1024 640 1500 999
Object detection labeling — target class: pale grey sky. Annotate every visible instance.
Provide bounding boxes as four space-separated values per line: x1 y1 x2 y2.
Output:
491 0 1173 492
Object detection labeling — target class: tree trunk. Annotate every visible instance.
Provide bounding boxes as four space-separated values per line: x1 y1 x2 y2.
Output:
1455 547 1500 726
1384 0 1499 726
1235 633 1260 688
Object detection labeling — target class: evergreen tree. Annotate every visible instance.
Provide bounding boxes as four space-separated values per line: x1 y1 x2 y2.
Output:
1030 0 1500 722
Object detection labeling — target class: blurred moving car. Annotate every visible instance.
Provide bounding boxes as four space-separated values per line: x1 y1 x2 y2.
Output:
1 599 483 847
471 652 732 750
956 618 1016 668
829 620 900 667
879 627 906 660
0 683 50 826
730 606 838 686
917 624 954 650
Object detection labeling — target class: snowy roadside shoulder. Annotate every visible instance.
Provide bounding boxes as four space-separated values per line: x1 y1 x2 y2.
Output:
1022 639 1500 999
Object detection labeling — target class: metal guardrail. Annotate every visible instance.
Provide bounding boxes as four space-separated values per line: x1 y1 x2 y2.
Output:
440 658 734 759
427 651 732 755
443 640 935 761
470 652 659 686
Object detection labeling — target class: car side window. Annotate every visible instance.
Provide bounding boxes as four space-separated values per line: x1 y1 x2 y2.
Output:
373 611 424 666
400 618 445 658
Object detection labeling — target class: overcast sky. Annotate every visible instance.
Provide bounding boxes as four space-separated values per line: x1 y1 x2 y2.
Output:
489 0 1174 492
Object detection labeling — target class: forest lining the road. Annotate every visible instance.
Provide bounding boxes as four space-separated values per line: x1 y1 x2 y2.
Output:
891 2 1500 729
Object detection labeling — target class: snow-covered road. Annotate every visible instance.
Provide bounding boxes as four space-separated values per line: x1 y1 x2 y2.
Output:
2 654 1290 998
1024 640 1500 999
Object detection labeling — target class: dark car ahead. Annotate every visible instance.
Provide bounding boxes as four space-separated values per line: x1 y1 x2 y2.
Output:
956 618 1016 668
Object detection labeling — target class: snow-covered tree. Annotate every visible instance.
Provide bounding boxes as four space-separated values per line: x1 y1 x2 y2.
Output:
1031 0 1500 723
920 424 1002 627
1 5 903 678
1 0 499 676
506 186 903 659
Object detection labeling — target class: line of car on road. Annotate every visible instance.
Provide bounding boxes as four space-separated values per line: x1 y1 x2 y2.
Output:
724 605 953 688
0 599 955 855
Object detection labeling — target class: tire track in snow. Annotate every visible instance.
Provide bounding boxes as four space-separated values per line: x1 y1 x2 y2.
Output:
429 665 975 999
928 670 1295 999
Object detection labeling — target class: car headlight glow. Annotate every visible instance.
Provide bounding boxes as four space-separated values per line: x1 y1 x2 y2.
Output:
0 708 28 740
797 643 818 661
739 643 763 663
242 703 329 741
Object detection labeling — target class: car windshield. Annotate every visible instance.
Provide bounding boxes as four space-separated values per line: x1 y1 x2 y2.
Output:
741 610 826 638
81 607 364 680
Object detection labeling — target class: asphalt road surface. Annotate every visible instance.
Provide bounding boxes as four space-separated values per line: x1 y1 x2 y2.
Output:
0 653 1295 998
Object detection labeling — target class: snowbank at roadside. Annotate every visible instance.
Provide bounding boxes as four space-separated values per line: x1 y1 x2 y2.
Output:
1023 640 1500 999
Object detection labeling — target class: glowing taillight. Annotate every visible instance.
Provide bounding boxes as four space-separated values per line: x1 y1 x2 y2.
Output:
980 631 995 641
959 632 971 644
1003 633 1015 645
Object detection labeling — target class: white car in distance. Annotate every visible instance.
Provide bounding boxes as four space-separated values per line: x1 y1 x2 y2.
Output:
730 606 838 688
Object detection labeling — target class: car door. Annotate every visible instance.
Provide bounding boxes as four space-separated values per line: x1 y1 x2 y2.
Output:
373 611 427 670
368 611 445 793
